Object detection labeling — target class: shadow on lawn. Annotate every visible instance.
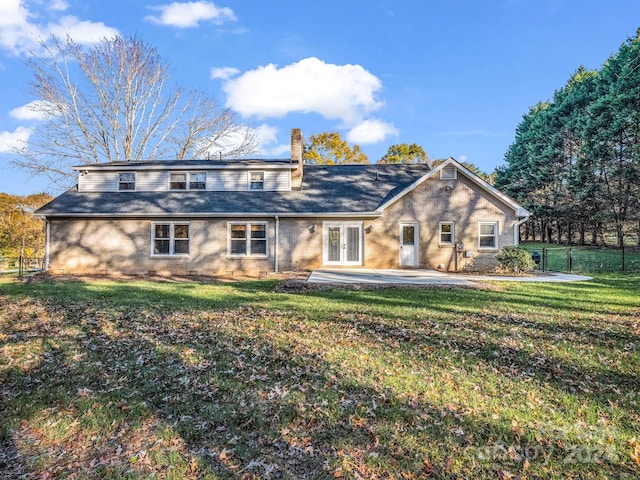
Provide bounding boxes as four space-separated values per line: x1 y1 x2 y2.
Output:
2 295 636 478
1 276 639 478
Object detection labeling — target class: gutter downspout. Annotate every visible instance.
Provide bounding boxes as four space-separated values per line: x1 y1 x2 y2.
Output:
44 217 50 271
274 216 279 273
514 215 530 246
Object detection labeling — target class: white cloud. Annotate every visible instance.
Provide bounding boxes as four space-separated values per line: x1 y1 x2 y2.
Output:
253 124 290 156
0 0 38 55
0 126 32 152
146 1 236 28
458 154 468 163
210 66 239 80
9 100 57 121
254 124 278 145
0 0 119 55
346 119 399 145
48 0 69 11
47 16 118 44
220 57 384 124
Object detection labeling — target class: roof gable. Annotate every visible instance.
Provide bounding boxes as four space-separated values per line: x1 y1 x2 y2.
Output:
377 158 530 217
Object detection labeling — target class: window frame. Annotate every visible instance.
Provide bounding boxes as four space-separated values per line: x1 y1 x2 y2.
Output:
189 172 206 190
169 172 188 190
439 221 455 246
439 165 457 180
169 171 207 191
118 172 136 191
227 222 268 258
478 221 498 250
151 222 190 257
248 171 265 191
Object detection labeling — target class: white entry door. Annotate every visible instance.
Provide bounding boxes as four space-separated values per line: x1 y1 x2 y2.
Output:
324 222 363 266
400 222 419 267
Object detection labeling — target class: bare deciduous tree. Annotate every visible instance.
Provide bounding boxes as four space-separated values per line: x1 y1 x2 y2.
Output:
13 35 256 186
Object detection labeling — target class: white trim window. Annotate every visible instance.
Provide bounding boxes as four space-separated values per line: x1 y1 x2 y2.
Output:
170 173 187 190
118 172 135 191
170 172 206 190
189 172 206 190
152 223 189 256
439 222 454 245
249 171 265 190
478 222 498 249
228 222 268 257
440 165 457 180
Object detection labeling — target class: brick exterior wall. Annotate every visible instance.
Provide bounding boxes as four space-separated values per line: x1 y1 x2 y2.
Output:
48 218 275 276
363 174 518 271
46 172 520 276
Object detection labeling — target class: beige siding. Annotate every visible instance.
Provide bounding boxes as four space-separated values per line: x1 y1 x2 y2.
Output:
136 171 166 191
264 170 291 191
77 168 291 192
207 171 248 191
207 170 290 191
78 171 117 192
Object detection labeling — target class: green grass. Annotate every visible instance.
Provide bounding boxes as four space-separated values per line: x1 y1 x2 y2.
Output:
1 274 639 479
521 242 640 273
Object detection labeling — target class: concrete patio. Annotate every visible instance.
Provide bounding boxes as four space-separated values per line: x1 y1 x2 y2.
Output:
307 268 592 285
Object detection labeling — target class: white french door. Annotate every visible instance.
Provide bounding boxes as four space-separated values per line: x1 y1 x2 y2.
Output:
323 222 363 266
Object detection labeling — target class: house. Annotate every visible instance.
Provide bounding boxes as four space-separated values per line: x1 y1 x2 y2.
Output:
36 129 529 276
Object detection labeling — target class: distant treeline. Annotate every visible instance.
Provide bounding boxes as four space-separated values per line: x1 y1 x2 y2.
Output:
496 30 640 246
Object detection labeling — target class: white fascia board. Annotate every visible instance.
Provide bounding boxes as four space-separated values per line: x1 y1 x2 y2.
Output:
72 162 295 172
42 211 383 219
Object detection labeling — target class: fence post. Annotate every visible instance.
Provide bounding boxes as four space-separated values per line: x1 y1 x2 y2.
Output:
622 245 625 272
542 247 547 272
568 247 573 274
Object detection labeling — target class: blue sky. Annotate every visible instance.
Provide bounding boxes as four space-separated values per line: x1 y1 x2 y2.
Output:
1 0 639 196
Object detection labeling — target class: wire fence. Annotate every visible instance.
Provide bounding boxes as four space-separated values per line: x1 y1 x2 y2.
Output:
0 256 45 277
520 244 640 274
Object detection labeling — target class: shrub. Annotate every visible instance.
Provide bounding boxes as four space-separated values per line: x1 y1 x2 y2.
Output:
496 246 536 273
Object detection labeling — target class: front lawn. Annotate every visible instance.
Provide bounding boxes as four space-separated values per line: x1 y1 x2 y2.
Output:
1 275 639 479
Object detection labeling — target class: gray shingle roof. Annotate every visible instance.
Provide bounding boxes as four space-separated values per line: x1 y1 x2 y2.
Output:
37 164 432 217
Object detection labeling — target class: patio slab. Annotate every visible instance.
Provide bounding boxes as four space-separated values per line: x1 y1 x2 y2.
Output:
307 268 591 285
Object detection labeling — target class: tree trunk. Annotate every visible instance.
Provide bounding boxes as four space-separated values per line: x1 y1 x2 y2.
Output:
616 222 624 248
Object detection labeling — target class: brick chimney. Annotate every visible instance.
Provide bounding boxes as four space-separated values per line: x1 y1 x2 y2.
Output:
290 128 303 189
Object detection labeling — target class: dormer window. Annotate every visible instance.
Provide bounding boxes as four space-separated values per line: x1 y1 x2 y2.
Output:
170 172 206 190
170 173 187 190
189 172 206 190
440 165 457 180
249 172 264 190
118 173 135 191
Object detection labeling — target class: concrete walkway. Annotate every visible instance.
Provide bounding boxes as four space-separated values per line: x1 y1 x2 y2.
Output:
307 268 591 285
